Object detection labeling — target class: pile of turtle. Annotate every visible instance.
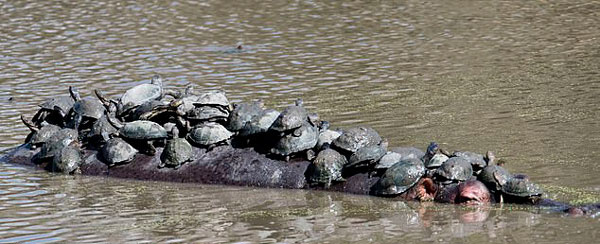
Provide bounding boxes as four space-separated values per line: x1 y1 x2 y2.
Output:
19 75 543 204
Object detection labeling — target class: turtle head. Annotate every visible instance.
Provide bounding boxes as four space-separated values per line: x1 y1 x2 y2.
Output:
484 151 495 165
20 115 38 132
69 86 81 102
295 98 303 106
151 74 163 87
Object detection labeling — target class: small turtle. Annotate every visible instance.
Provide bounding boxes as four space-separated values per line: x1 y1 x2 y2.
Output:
421 142 450 168
478 164 512 193
119 74 164 116
186 122 233 149
269 122 319 160
433 156 473 184
269 98 308 133
52 144 83 174
306 148 347 187
36 128 78 161
21 115 61 148
130 100 172 122
331 126 382 154
375 151 403 170
193 90 231 110
105 115 168 155
227 101 264 132
160 139 193 169
316 121 342 149
453 151 487 173
346 144 387 169
85 103 118 147
500 177 543 203
372 158 426 196
239 109 280 137
186 106 229 123
100 137 138 166
31 95 74 126
67 86 105 130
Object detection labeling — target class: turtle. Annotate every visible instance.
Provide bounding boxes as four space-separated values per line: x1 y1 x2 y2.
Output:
374 151 403 170
269 98 309 133
105 115 168 155
372 158 426 196
269 122 319 160
478 164 512 193
100 137 139 166
186 106 229 123
227 101 264 132
193 90 231 110
499 177 543 203
331 126 382 154
51 144 83 174
31 95 75 126
119 74 164 117
21 115 61 148
129 100 172 122
36 128 78 161
433 156 474 185
346 144 387 170
315 121 342 149
306 148 347 187
238 109 280 137
160 131 193 169
389 147 425 161
84 102 119 147
186 122 233 149
453 151 487 173
66 86 105 131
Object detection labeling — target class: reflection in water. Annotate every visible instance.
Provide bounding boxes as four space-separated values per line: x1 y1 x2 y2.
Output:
1 0 600 242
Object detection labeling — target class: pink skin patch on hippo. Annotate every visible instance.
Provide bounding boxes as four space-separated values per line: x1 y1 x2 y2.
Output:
456 180 492 205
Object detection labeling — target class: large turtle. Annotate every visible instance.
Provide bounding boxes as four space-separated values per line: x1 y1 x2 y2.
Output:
100 137 138 166
160 127 193 169
52 144 83 174
119 74 164 117
499 177 543 203
306 148 347 187
105 115 168 155
372 158 426 196
193 90 231 110
36 128 78 161
433 156 474 185
67 86 105 131
331 126 382 154
345 144 387 170
377 146 426 170
21 115 61 148
186 122 233 149
227 101 264 132
269 122 319 161
31 95 74 126
477 152 511 193
269 98 309 133
238 109 280 137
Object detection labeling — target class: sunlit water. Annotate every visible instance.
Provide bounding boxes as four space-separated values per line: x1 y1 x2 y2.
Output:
1 0 599 243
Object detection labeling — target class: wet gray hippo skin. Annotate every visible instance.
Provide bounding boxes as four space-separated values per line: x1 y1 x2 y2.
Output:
2 143 594 216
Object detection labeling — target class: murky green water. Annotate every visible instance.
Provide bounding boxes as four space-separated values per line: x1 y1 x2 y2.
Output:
1 0 599 242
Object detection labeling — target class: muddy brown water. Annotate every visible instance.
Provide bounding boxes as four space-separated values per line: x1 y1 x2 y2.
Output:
1 0 599 243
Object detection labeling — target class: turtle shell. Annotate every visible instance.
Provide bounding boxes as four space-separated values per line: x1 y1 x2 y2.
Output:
453 151 487 171
375 151 403 169
30 124 61 145
39 96 74 117
270 122 318 156
389 147 425 161
187 122 233 146
193 90 230 108
434 156 473 184
73 97 105 120
187 106 229 121
52 145 83 174
101 138 138 166
478 165 511 192
316 129 342 149
120 79 162 112
501 177 543 198
227 102 263 131
373 158 426 196
119 120 167 140
332 126 382 154
239 109 280 136
37 129 78 160
346 144 387 169
306 149 347 187
87 115 118 143
424 153 449 168
269 102 308 132
160 138 193 168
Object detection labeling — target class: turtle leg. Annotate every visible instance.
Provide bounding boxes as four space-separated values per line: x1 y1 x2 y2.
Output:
146 141 156 156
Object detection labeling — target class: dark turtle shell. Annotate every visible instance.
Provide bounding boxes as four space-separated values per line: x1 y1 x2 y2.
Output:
269 99 307 132
160 138 193 169
478 165 511 192
187 106 229 122
453 151 487 172
187 122 233 146
52 145 83 174
434 156 473 184
72 97 105 121
227 102 263 132
346 145 387 169
270 122 318 156
37 128 78 160
373 158 426 196
239 109 280 137
316 129 342 149
501 177 543 198
29 124 61 146
87 115 118 144
101 137 138 166
193 90 230 108
332 126 382 154
120 120 167 140
306 149 347 187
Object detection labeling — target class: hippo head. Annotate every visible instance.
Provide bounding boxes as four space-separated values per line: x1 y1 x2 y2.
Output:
455 180 492 205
